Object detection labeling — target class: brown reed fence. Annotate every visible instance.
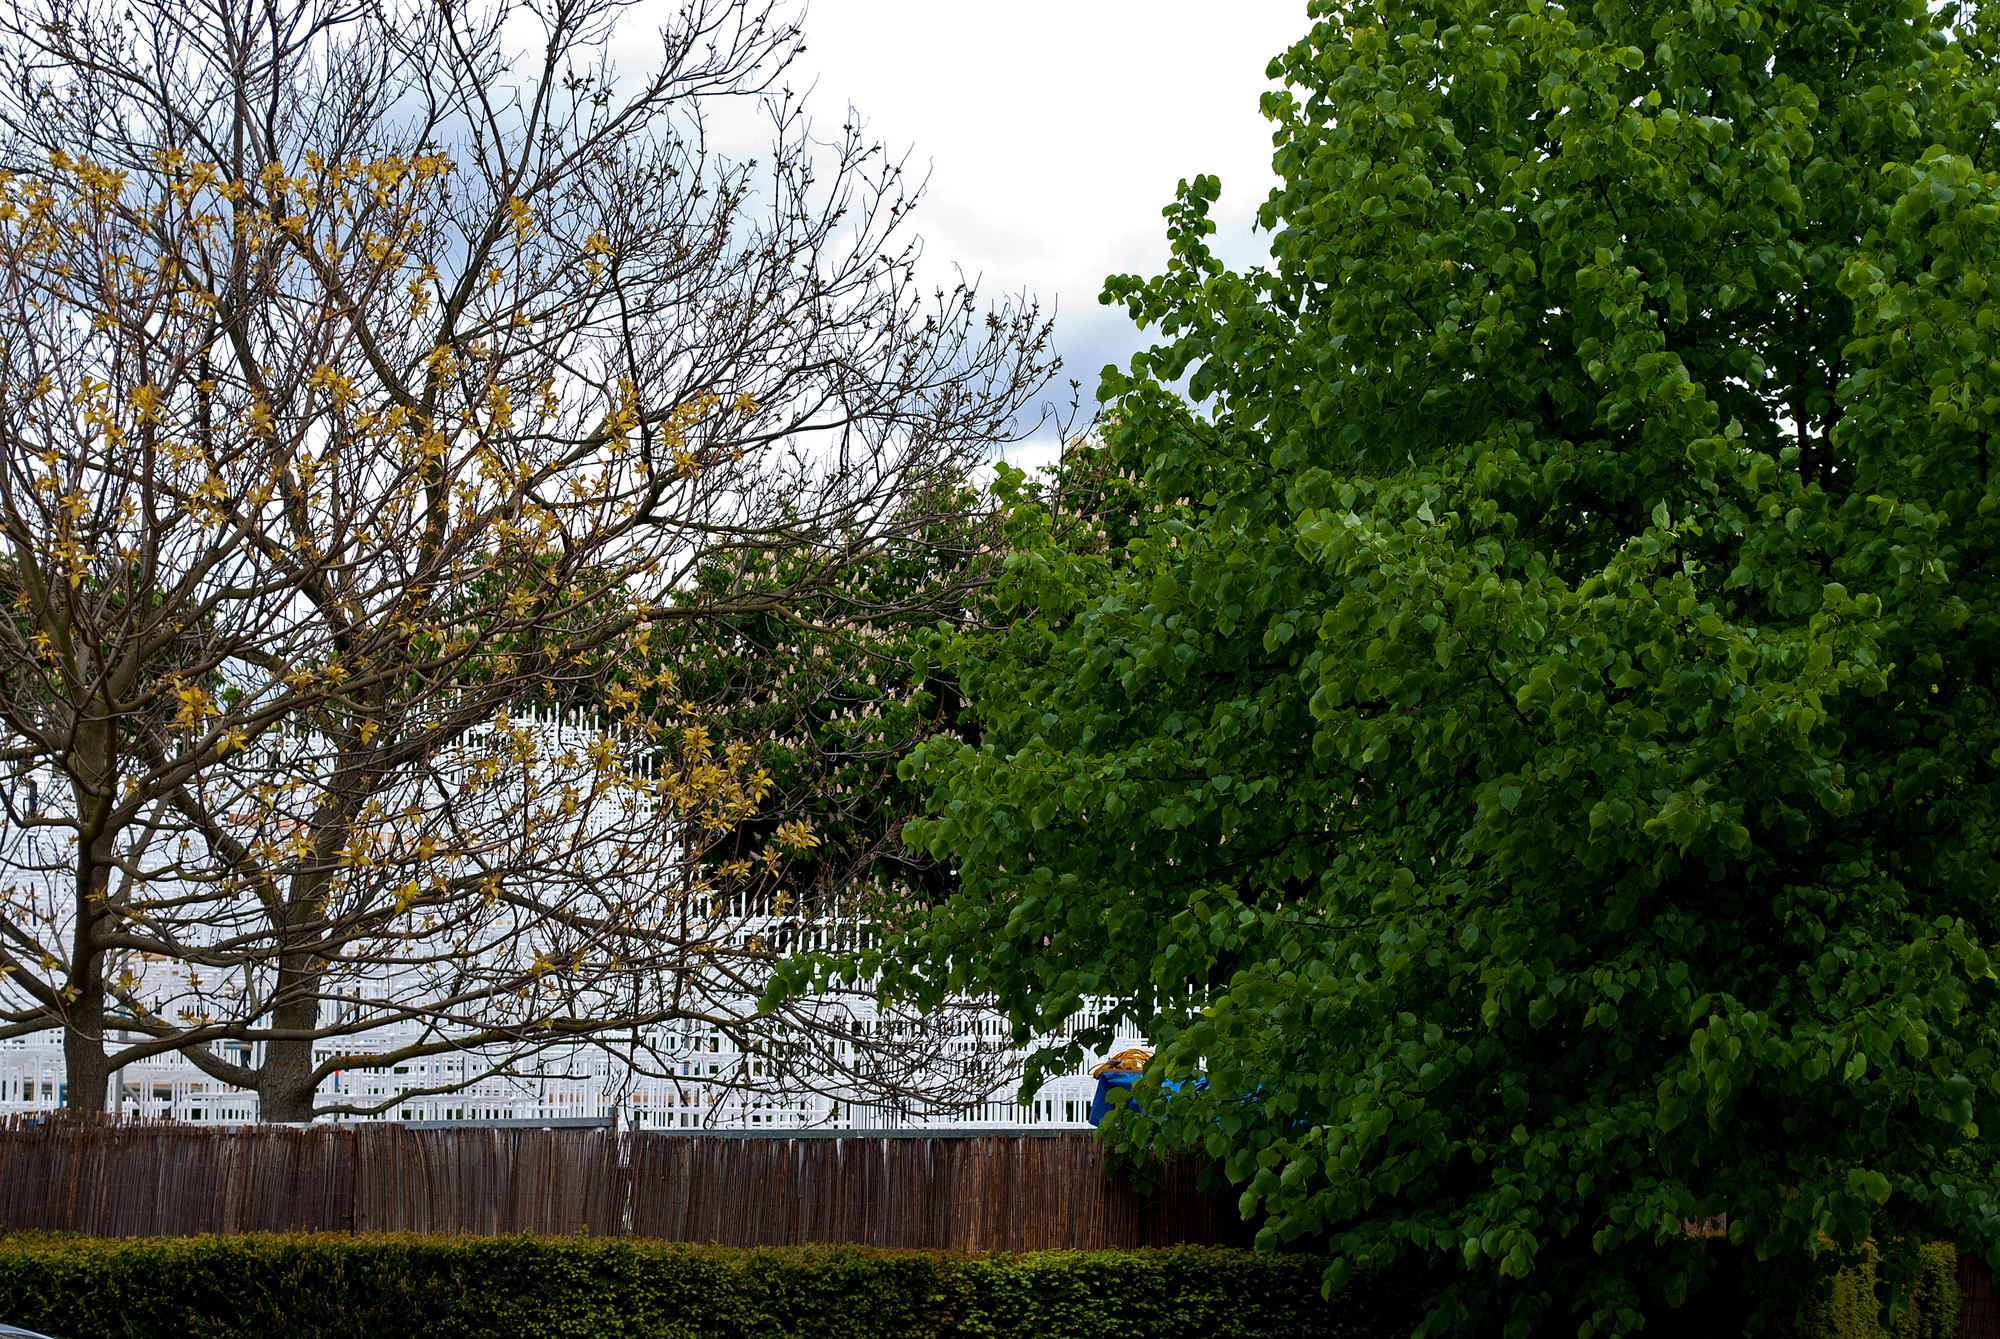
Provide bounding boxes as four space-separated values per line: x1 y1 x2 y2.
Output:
0 1117 1250 1250
1964 1252 2000 1339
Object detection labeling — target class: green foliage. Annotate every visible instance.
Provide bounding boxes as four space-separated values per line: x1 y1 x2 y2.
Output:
1800 1246 1885 1339
617 475 1004 911
1786 1240 1959 1339
846 0 2000 1334
650 460 1154 920
0 1233 1408 1339
1902 1241 1963 1339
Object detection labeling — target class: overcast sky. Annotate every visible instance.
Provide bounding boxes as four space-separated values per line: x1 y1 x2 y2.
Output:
621 0 1310 461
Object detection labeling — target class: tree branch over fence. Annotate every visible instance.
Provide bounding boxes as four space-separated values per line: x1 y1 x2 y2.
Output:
0 0 1056 1117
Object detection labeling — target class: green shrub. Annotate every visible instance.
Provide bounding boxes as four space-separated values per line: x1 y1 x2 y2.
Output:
1791 1241 1960 1339
0 1233 1417 1339
1896 1241 1960 1339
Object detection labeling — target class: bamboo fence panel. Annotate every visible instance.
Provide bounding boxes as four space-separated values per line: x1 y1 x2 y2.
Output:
0 1116 1248 1250
1961 1253 2000 1339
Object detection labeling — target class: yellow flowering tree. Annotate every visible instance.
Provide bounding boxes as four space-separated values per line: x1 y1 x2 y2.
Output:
0 0 1050 1116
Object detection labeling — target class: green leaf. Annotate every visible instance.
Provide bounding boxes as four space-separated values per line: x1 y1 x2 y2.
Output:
1846 1167 1893 1204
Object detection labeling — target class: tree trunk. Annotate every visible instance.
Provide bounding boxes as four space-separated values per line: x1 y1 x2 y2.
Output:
63 780 115 1114
61 873 109 1112
256 798 352 1122
62 1021 110 1113
258 962 322 1122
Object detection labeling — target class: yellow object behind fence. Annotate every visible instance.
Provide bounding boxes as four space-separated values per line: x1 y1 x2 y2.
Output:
1090 1049 1152 1078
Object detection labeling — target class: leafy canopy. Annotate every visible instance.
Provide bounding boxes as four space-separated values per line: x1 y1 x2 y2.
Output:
839 0 2000 1333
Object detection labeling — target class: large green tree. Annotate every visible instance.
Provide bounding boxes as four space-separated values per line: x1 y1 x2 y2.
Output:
799 0 2000 1332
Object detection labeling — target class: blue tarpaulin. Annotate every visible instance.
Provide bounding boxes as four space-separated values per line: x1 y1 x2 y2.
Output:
1087 1073 1195 1126
1088 1071 1139 1126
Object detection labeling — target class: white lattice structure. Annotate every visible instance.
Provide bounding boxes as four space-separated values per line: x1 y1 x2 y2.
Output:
0 1006 1137 1131
0 710 1145 1131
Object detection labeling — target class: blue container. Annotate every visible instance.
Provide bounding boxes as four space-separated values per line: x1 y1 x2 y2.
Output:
1088 1071 1139 1126
1088 1073 1194 1126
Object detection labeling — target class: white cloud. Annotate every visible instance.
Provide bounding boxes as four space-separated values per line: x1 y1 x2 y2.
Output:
618 0 1308 448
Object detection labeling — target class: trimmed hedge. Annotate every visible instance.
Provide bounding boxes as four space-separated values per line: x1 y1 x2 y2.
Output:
0 1233 1413 1339
0 1231 1963 1338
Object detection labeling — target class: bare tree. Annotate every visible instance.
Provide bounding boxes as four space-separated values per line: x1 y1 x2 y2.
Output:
0 0 1053 1115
